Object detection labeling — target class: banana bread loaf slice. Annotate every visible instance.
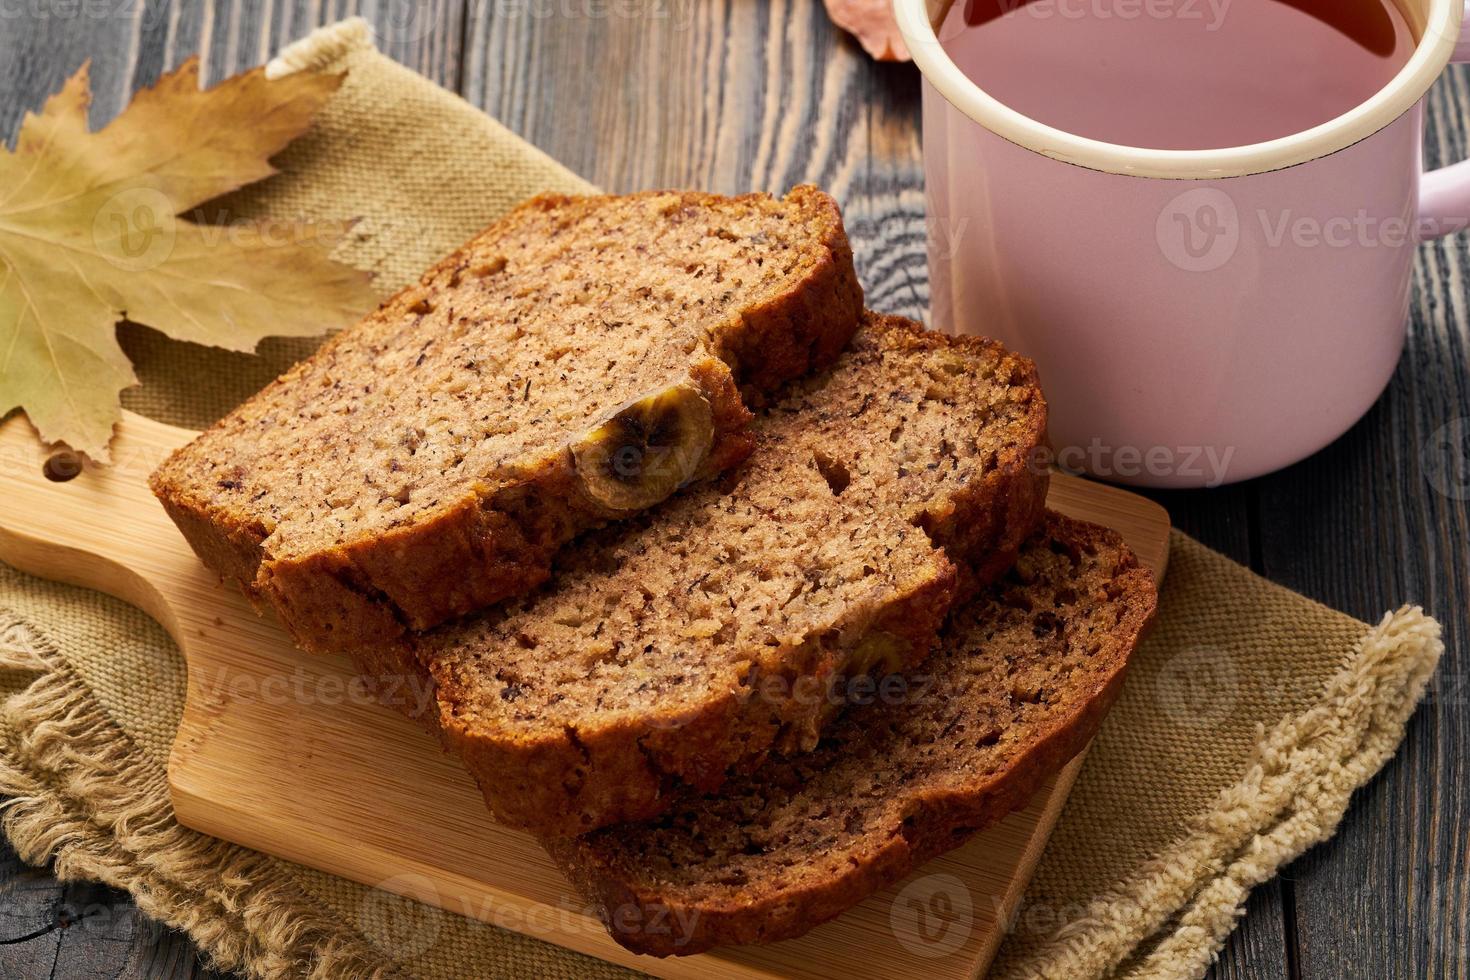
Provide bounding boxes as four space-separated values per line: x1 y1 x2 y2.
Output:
547 511 1157 956
150 187 862 654
411 313 1049 837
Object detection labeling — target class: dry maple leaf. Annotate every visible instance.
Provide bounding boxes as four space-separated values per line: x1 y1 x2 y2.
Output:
0 58 378 461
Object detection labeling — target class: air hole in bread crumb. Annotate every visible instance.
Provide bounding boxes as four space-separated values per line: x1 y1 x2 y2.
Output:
813 452 851 496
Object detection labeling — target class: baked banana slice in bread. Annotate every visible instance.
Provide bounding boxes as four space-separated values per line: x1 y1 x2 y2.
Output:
150 187 862 654
549 511 1157 956
410 313 1049 836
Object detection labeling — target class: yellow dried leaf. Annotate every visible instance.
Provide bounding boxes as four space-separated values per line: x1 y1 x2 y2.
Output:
0 58 377 461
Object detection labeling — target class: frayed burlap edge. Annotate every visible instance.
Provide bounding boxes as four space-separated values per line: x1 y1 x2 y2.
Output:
0 613 409 980
264 17 373 79
994 605 1443 980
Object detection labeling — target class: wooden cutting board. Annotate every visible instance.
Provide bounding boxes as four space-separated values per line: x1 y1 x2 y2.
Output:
0 409 1169 980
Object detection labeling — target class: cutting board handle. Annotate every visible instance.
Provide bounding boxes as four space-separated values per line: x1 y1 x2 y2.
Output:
0 410 198 637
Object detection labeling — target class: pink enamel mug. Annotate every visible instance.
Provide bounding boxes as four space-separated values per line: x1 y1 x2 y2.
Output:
895 0 1470 487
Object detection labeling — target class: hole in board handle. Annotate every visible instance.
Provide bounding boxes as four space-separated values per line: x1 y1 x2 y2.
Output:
43 452 82 483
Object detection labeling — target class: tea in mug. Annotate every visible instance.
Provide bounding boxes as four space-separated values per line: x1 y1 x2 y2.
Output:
942 0 1417 149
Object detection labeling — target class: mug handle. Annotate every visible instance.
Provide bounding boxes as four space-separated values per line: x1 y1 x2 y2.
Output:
1419 0 1470 239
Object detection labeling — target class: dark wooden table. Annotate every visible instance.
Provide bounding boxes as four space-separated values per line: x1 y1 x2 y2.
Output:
1 2 1465 977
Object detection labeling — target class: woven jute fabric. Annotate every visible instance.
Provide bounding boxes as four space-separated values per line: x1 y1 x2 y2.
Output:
0 20 1443 980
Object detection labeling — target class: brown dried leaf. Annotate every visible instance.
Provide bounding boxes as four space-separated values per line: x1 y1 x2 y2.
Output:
0 58 377 460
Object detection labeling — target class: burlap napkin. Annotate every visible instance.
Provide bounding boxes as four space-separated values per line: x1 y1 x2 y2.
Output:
0 20 1443 980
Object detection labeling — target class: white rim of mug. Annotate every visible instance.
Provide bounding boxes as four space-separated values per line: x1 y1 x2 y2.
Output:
893 0 1462 179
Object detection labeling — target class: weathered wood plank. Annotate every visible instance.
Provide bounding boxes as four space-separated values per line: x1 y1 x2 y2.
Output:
0 836 230 980
1250 62 1470 980
0 0 463 122
1208 884 1295 980
183 0 463 86
0 842 68 979
48 877 226 980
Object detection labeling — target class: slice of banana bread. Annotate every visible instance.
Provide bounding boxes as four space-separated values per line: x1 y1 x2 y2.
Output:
150 187 862 654
411 312 1050 837
547 511 1157 956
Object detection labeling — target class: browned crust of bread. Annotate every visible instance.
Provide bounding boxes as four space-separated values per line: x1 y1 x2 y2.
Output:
711 187 863 392
150 186 861 655
546 515 1158 957
153 490 269 605
437 559 958 835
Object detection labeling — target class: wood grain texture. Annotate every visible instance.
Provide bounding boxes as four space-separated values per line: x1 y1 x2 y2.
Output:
2 0 1466 976
0 832 230 980
0 409 1166 980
